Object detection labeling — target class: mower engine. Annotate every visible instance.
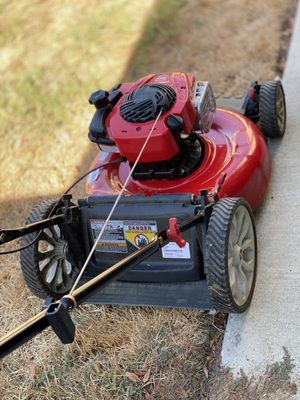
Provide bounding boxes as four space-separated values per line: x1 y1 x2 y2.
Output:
88 73 216 180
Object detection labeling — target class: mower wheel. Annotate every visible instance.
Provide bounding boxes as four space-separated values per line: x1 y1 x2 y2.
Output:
205 198 257 313
20 200 80 300
259 80 286 138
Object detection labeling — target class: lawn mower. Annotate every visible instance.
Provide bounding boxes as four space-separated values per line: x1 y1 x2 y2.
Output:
0 72 286 358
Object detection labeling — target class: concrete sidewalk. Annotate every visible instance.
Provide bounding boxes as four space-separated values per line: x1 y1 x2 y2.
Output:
222 2 300 391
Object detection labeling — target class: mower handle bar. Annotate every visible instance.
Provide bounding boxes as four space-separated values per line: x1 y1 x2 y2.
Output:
0 206 79 245
0 193 214 358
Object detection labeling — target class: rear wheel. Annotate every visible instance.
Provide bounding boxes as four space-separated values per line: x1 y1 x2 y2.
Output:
259 80 286 138
205 198 257 313
20 200 80 299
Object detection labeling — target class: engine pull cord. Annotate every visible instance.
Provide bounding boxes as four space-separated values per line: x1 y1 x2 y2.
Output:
69 108 163 295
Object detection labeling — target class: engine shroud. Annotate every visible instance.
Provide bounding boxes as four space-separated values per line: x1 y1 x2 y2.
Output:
120 83 177 123
106 73 197 163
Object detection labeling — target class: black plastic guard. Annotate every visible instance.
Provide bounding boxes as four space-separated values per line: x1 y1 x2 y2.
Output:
84 280 213 309
79 194 204 283
78 194 212 309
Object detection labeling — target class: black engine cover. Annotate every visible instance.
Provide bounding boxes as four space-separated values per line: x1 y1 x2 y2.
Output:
120 83 176 123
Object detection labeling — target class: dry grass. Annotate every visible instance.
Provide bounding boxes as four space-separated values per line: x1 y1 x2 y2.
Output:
0 0 155 200
1 307 224 400
204 347 297 400
0 0 297 399
126 0 296 94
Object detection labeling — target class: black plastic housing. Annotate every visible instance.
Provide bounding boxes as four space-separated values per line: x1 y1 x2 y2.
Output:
88 89 122 145
79 194 204 283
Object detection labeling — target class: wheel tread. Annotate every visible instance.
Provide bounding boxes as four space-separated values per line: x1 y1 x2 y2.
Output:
205 198 257 313
259 80 286 138
20 200 68 299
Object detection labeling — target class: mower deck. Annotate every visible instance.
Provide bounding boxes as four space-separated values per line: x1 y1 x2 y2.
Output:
0 72 288 357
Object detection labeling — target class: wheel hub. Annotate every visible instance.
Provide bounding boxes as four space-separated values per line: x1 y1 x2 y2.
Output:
228 206 255 306
37 226 76 293
53 239 68 258
233 244 243 265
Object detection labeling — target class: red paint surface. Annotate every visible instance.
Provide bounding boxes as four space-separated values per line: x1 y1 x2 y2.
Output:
106 72 197 163
87 108 271 211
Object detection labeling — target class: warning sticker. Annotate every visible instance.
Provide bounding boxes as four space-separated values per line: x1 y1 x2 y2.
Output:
162 242 191 259
123 220 157 249
90 219 128 254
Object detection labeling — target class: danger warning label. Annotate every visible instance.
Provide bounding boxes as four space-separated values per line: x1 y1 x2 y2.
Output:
90 219 128 254
90 219 158 252
123 220 157 249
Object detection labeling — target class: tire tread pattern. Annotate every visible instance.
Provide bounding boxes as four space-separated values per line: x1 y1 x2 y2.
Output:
205 197 257 313
20 200 59 299
259 80 286 138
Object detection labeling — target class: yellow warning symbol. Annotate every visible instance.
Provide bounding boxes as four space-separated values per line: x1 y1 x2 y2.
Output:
124 221 157 249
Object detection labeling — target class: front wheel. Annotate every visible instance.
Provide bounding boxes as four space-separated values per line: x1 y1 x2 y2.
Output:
205 198 257 313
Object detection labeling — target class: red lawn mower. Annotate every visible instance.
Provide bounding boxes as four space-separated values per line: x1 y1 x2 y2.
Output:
0 72 286 357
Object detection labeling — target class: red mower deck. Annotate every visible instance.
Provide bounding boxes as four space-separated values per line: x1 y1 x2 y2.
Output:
0 72 286 357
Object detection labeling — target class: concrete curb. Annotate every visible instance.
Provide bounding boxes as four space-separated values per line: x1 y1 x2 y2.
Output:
222 1 300 393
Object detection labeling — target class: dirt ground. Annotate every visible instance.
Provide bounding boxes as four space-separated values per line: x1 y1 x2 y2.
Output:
0 0 297 399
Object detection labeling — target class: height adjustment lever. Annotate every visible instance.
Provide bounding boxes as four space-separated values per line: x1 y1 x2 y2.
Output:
166 218 186 248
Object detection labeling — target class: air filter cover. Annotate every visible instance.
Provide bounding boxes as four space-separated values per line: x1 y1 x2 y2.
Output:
120 84 176 123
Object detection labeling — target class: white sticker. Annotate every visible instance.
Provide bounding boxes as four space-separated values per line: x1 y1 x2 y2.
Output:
90 219 127 253
161 242 191 259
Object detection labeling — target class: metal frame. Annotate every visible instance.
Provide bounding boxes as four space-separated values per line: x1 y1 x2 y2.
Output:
0 199 79 245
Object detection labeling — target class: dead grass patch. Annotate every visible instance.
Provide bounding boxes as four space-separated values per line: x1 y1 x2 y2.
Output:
126 0 297 95
204 347 297 399
0 306 224 400
0 0 297 399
